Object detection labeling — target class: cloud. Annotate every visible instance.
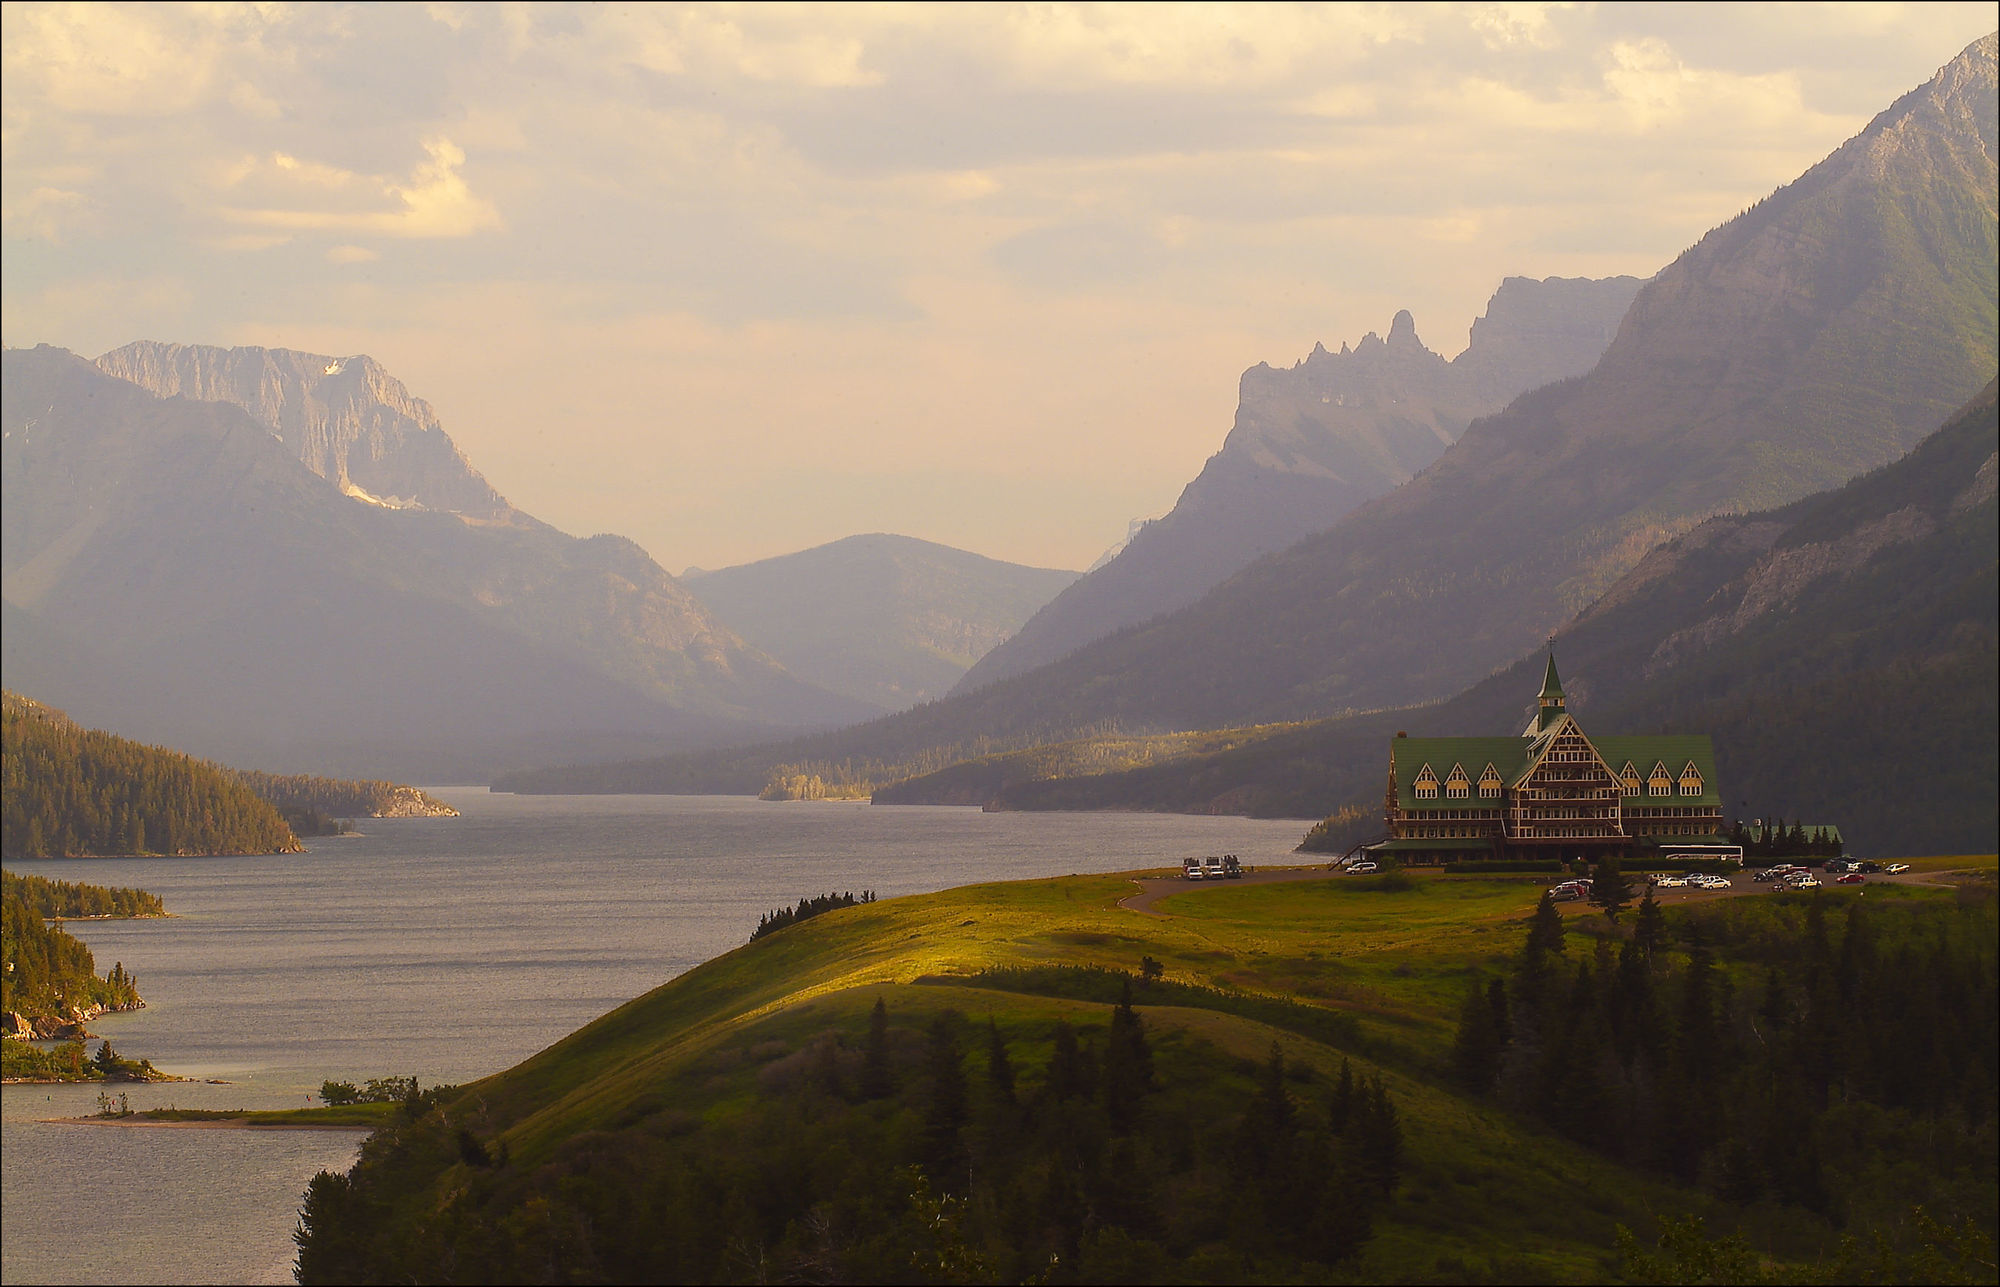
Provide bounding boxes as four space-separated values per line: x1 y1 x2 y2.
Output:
219 139 502 239
4 1 1995 569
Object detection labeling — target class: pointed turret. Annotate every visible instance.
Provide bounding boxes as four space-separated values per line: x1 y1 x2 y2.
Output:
1533 649 1566 733
1539 651 1564 702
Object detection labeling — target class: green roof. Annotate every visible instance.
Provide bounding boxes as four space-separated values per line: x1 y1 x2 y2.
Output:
1539 652 1564 701
1593 735 1721 807
1391 727 1721 810
1391 737 1526 810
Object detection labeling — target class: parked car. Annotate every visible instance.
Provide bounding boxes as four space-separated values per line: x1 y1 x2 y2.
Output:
1182 857 1206 880
1349 861 1379 875
1654 875 1687 888
1791 875 1822 889
1884 863 1911 874
1836 873 1866 885
1856 861 1883 873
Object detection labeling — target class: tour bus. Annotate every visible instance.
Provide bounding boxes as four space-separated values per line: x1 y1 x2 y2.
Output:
1658 844 1744 866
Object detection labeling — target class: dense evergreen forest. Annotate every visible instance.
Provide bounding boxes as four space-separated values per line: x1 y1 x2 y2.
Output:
1 883 144 1023
1 693 299 858
295 985 1404 1283
2 869 166 919
1449 886 1997 1269
226 769 457 819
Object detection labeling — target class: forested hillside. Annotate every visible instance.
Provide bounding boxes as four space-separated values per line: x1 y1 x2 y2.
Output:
975 380 1998 858
2 870 165 920
1 883 145 1025
1449 889 1997 1247
1 693 300 858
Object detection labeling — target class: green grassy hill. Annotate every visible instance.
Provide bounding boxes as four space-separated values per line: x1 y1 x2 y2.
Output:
290 868 2000 1283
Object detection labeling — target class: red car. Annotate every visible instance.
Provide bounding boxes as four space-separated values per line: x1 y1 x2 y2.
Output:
1835 873 1866 885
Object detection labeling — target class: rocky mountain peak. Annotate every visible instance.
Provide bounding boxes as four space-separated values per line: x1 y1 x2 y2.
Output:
94 341 515 520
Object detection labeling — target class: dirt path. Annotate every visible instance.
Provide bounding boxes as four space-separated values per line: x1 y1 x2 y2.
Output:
1119 864 1336 917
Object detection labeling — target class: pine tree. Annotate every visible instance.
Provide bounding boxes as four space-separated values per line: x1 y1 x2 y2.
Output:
984 1019 1015 1105
1449 980 1505 1094
1633 887 1667 958
1525 891 1568 960
1329 1057 1356 1134
1590 857 1633 922
1102 978 1154 1132
1355 1074 1403 1198
1045 1020 1089 1101
861 997 893 1099
922 1012 968 1177
1239 1042 1295 1173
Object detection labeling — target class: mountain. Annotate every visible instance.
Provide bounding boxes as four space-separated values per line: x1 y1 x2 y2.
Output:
95 342 514 519
957 275 1644 691
1 347 869 779
683 534 1077 713
965 378 1999 858
950 33 1998 728
506 38 1997 803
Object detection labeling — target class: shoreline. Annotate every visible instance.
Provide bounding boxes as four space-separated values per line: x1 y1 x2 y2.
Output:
43 1115 376 1132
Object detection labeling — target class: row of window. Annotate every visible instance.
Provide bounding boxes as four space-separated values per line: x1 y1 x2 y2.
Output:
1411 755 1708 801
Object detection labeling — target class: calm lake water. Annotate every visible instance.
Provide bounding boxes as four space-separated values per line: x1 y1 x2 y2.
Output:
2 791 1312 1285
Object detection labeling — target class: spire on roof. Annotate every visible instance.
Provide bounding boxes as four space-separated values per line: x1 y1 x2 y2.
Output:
1530 643 1567 733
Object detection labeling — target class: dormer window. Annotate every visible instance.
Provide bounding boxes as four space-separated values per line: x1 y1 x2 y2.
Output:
1478 764 1503 798
1679 762 1704 797
1413 764 1439 800
1620 761 1641 795
1445 764 1471 799
1648 761 1673 797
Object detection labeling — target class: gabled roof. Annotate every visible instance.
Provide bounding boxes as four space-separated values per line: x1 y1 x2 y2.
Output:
1392 737 1527 810
1392 728 1722 809
1512 714 1619 789
1594 735 1721 805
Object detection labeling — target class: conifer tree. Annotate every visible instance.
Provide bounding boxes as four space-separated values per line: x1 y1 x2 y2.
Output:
1046 1020 1088 1101
1449 979 1505 1094
1102 979 1154 1131
922 1012 969 1177
1590 857 1633 922
1239 1042 1296 1173
1329 1057 1357 1135
984 1019 1015 1105
1633 887 1667 958
861 997 893 1099
1356 1074 1403 1198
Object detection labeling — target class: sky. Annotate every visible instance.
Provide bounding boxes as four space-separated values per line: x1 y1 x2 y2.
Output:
4 3 1995 574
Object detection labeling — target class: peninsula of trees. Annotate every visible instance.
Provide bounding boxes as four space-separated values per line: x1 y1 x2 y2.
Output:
1 691 457 859
225 770 458 820
2 874 149 1034
2 693 299 859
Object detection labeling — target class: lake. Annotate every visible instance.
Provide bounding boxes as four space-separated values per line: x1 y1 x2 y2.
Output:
2 791 1313 1284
